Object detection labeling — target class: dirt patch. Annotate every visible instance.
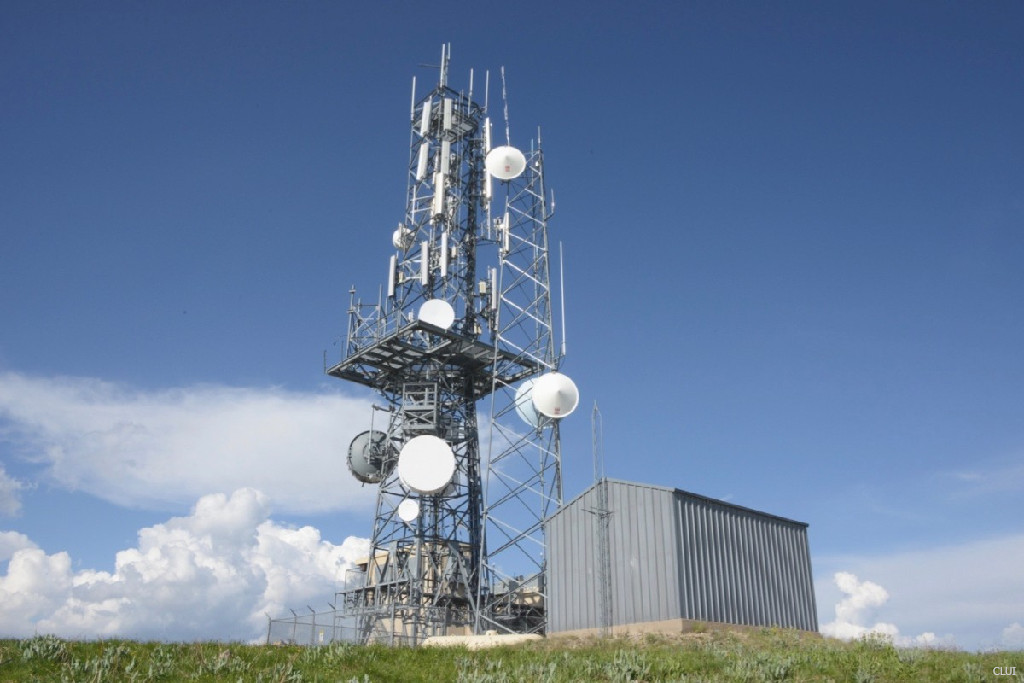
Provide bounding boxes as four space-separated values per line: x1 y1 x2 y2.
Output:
421 633 543 651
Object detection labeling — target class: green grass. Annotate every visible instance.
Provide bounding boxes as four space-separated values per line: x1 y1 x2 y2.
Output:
1 629 1021 682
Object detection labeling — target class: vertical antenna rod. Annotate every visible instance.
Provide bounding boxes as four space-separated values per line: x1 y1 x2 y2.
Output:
500 66 511 145
559 242 567 359
410 76 417 120
592 401 611 637
439 43 450 88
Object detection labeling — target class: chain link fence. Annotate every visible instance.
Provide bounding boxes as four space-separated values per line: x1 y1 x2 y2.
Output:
265 610 417 647
266 610 355 646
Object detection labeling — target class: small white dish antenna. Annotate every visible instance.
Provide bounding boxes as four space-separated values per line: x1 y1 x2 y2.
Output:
398 498 420 523
514 378 541 427
531 371 580 418
398 435 456 495
392 225 415 250
347 430 393 484
418 299 456 330
485 145 526 180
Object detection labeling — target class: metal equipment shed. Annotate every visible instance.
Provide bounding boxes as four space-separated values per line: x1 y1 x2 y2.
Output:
545 479 818 634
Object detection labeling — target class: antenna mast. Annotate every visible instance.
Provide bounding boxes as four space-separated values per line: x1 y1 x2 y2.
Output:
327 47 577 643
592 402 612 637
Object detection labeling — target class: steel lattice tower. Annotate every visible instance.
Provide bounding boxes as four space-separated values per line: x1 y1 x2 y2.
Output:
328 46 573 643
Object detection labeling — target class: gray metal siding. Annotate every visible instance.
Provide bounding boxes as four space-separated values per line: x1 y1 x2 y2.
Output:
671 493 817 630
611 480 680 627
547 480 818 633
546 485 597 631
547 481 680 632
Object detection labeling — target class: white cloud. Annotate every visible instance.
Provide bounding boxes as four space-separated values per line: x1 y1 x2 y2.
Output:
816 534 1024 650
0 530 36 562
820 572 941 647
0 372 377 514
0 464 28 516
821 571 895 640
0 542 73 635
1003 622 1024 649
0 488 369 641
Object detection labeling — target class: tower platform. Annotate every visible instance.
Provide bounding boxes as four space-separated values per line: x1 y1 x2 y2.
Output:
327 319 542 400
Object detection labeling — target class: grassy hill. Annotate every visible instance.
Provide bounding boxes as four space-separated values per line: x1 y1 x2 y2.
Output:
2 628 1021 681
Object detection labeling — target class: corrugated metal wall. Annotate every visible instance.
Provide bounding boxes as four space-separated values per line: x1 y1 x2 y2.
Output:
546 479 818 633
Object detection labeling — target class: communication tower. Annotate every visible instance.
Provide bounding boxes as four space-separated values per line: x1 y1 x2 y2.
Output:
327 45 577 643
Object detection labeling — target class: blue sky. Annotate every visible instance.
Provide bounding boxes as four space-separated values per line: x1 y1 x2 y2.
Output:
2 1 1023 648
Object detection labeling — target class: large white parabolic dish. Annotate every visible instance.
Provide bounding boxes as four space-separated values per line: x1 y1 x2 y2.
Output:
418 298 456 330
397 435 456 495
485 145 527 180
514 378 541 427
531 371 580 418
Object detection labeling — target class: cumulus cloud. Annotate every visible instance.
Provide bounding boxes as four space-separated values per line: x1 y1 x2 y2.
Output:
0 372 376 514
0 530 36 562
0 488 369 641
821 572 946 647
821 572 897 640
817 535 1024 649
